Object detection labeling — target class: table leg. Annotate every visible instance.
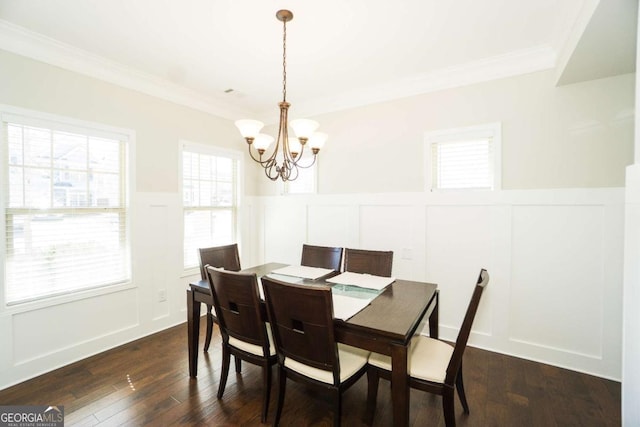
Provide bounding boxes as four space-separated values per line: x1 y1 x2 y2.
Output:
391 343 410 427
429 290 439 339
187 289 201 377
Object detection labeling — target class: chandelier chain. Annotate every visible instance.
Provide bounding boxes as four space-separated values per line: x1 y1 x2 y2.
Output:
282 18 287 102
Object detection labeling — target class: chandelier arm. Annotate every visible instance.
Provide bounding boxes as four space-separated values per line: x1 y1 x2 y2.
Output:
277 100 297 180
280 158 299 182
288 160 300 181
263 157 280 181
247 141 282 166
264 167 279 181
290 141 306 165
292 153 318 169
247 146 271 165
290 142 318 169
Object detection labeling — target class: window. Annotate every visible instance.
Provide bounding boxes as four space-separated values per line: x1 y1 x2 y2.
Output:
425 122 501 191
182 142 240 271
1 107 132 305
284 154 318 195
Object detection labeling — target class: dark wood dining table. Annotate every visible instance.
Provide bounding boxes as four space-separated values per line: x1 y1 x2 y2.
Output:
187 262 439 427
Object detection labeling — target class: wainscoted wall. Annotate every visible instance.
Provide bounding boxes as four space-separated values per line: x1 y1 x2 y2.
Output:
245 187 625 380
0 193 196 389
0 188 624 389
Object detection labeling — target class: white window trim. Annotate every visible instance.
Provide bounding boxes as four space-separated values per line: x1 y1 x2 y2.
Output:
179 140 243 276
0 105 136 314
424 122 502 192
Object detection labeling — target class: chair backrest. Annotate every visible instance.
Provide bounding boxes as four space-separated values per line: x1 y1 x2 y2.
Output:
261 276 340 385
343 248 393 277
301 244 344 271
198 244 241 280
206 267 271 356
444 269 490 385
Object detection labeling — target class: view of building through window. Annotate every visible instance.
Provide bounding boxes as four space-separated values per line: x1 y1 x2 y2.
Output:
3 113 130 304
182 145 239 270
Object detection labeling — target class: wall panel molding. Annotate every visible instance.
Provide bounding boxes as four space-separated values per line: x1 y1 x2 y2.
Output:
246 187 624 380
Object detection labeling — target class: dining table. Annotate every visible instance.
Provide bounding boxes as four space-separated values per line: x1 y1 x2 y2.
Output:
187 262 439 427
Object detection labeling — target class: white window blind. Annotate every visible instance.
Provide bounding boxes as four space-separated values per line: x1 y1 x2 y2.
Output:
432 138 493 190
182 144 239 270
2 112 131 305
426 123 501 191
284 154 317 195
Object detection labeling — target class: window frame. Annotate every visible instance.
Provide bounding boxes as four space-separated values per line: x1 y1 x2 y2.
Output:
282 153 319 195
425 122 502 192
0 105 135 311
180 140 242 275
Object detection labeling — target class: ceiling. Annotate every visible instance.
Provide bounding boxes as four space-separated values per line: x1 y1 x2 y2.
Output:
0 0 636 122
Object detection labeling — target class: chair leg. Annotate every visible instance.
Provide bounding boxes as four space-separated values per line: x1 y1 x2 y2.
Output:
365 367 380 425
204 305 214 352
455 364 469 414
217 345 231 399
442 387 456 427
261 363 272 423
273 366 287 427
333 390 342 427
235 356 242 373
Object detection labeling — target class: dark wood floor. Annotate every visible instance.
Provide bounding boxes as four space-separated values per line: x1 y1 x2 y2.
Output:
0 318 620 426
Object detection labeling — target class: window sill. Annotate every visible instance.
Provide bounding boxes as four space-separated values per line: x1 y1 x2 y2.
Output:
2 281 136 315
181 267 200 279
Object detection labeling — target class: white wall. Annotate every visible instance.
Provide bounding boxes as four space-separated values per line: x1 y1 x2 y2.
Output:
259 70 634 195
0 49 257 388
0 43 634 390
0 191 206 388
252 68 634 381
0 49 260 195
247 188 624 380
621 4 640 424
622 165 640 424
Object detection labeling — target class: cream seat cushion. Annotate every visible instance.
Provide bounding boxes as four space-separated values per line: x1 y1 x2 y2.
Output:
284 344 370 384
228 322 276 357
368 336 453 383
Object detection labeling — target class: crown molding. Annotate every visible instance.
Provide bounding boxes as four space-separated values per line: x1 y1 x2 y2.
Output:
280 45 557 119
0 19 253 120
1 19 557 122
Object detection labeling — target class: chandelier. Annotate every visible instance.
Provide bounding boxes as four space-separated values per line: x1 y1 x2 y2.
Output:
235 10 327 182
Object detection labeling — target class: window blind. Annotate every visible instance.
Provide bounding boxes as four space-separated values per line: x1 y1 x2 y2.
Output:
285 153 317 194
182 148 238 270
3 119 130 304
431 138 493 190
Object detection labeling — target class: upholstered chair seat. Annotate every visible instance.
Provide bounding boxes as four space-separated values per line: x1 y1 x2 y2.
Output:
228 323 276 357
368 337 453 383
285 343 369 384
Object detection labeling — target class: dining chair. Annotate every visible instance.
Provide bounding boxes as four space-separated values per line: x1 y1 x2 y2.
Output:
198 244 241 352
301 244 344 271
343 248 393 277
366 269 489 427
205 266 277 423
262 276 370 427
